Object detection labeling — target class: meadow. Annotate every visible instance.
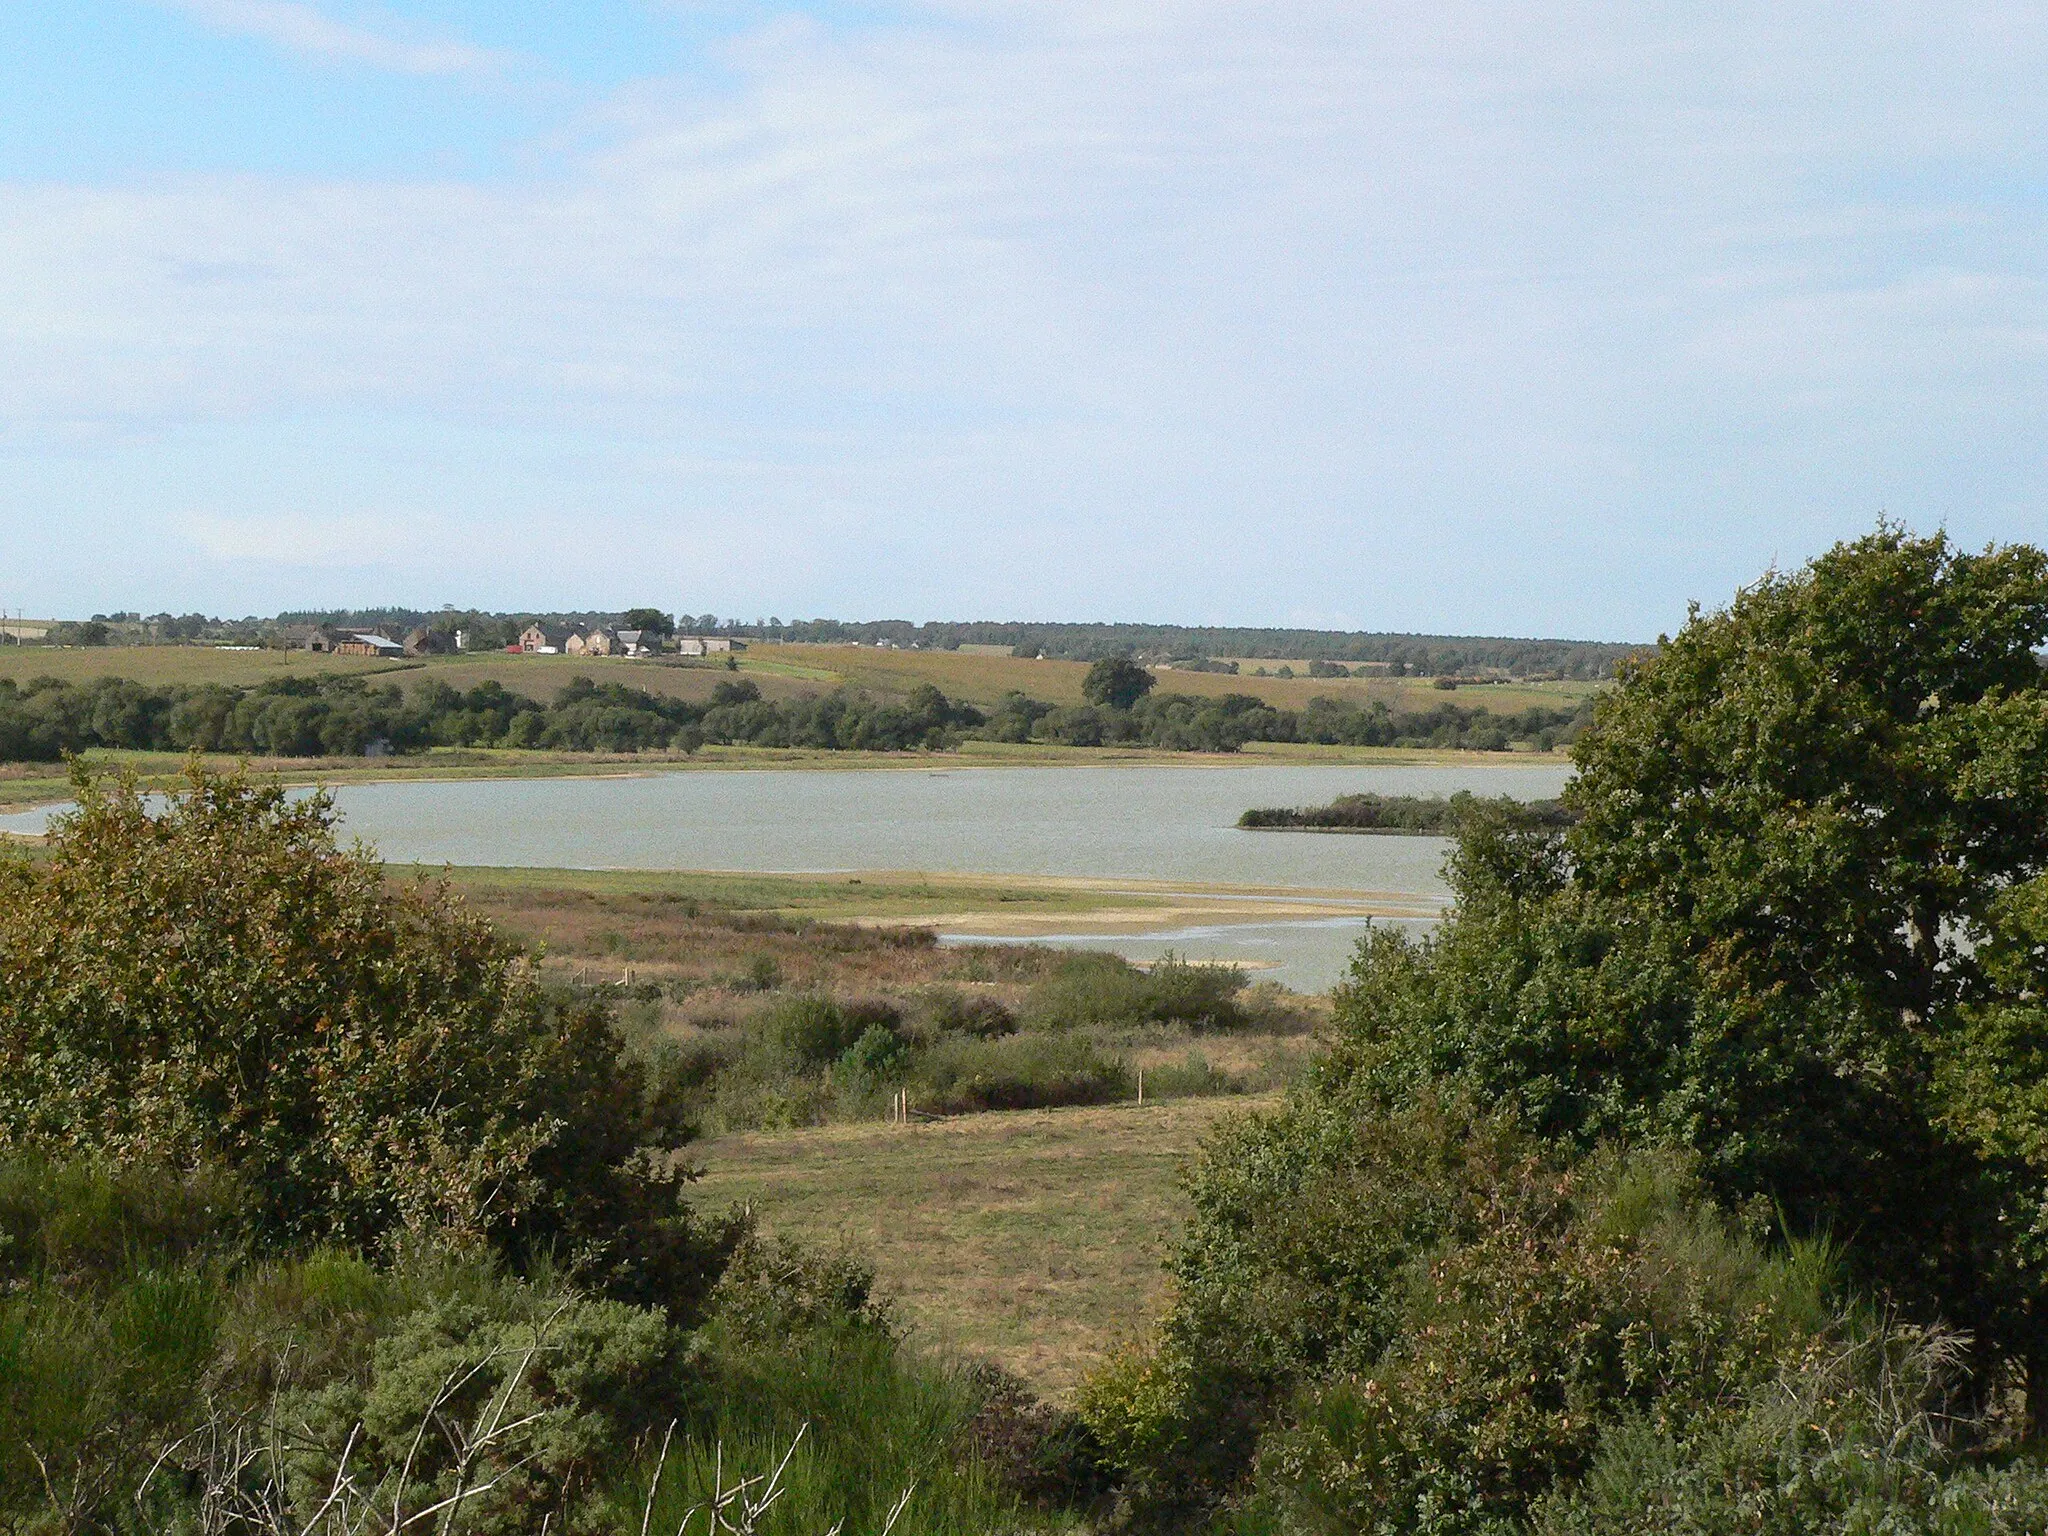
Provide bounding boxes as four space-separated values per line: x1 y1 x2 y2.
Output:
0 638 1603 714
439 865 1323 1135
691 1096 1267 1398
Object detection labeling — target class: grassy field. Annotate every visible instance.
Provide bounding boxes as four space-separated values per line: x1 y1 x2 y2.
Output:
692 1095 1271 1398
0 646 416 687
1 641 1603 715
757 642 1601 713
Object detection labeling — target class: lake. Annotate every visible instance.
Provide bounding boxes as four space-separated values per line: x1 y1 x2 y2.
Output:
1 760 1571 989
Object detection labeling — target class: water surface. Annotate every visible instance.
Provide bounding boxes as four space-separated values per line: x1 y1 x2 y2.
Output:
2 761 1570 989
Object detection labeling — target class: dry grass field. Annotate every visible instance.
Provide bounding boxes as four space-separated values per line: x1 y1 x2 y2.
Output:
0 646 414 687
759 642 1600 713
1 641 1601 715
691 1095 1272 1398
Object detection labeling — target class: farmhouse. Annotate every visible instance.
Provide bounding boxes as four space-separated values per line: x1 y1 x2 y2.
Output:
519 624 569 654
332 632 404 658
565 628 615 657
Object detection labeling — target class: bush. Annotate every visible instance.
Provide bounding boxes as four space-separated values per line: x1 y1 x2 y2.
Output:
962 1362 1114 1509
757 994 898 1071
917 988 1019 1040
913 1034 1132 1114
704 1226 894 1347
0 767 729 1313
283 1289 679 1536
1023 951 1248 1033
1080 1098 1838 1524
837 1023 913 1088
1535 1326 2048 1536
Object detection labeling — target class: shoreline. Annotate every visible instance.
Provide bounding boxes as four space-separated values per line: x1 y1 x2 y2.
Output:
0 740 1569 815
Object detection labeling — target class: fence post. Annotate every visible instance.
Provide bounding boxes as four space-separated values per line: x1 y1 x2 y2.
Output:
1137 1068 1145 1106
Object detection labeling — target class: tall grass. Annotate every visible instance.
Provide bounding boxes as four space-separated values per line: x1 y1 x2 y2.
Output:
623 1328 1024 1536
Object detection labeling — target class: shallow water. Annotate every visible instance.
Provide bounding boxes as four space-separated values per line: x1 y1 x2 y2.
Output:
1 760 1570 990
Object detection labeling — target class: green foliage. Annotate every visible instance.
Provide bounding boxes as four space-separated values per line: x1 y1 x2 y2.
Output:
2 1160 1037 1536
1095 527 2048 1529
1238 791 1576 833
1023 951 1248 1033
0 766 727 1311
1319 527 2048 1363
1082 657 1158 711
912 1032 1132 1114
1533 1327 2048 1536
703 1227 894 1348
837 1022 914 1087
284 1289 679 1536
1081 1100 1837 1525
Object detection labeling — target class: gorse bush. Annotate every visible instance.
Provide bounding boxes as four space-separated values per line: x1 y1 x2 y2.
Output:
0 765 729 1310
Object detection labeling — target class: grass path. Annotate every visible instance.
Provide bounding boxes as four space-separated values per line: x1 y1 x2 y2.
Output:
691 1095 1275 1399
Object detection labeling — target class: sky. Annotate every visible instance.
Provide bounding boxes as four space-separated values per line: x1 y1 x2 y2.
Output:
2 3 2045 638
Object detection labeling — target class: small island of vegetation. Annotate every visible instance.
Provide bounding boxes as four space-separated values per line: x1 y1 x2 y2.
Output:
1238 789 1576 834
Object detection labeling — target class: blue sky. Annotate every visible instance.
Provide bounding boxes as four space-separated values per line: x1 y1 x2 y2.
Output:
3 2 2045 636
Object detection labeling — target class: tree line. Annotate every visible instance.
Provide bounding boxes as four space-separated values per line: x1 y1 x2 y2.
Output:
764 619 1640 676
0 672 1590 761
13 608 1642 677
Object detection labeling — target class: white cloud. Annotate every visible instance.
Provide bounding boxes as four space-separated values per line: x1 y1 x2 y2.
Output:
5 2 2048 626
157 0 510 76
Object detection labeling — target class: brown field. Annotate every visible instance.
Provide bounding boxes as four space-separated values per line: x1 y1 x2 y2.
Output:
692 1095 1273 1397
1 640 1600 716
0 647 415 687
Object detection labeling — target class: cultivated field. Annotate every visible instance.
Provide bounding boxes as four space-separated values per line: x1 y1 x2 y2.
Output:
0 646 413 687
692 1095 1272 1398
0 640 1603 714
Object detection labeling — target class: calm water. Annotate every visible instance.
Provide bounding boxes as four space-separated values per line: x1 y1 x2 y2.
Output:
1 761 1570 990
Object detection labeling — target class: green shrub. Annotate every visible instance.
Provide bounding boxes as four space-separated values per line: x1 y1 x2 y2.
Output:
1081 1099 1839 1525
916 988 1019 1039
283 1288 679 1536
1023 951 1247 1033
0 767 728 1314
757 994 881 1070
913 1034 1132 1114
1534 1325 2048 1536
837 1023 913 1088
704 1226 893 1347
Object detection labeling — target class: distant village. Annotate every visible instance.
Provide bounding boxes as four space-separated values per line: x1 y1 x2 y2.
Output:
284 623 745 659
